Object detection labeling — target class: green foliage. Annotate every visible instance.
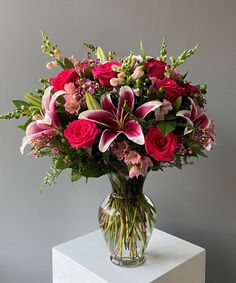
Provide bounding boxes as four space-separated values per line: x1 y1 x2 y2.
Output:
158 37 167 61
82 160 104 178
24 93 42 108
13 100 30 109
96 46 107 62
85 92 101 110
17 118 32 131
63 57 74 68
173 96 182 111
140 41 146 60
170 44 199 70
0 108 27 120
71 168 81 182
40 160 63 191
83 43 98 52
156 121 176 136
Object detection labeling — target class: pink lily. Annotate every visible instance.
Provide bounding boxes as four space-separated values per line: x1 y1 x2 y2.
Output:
79 86 162 152
176 97 210 135
20 86 65 154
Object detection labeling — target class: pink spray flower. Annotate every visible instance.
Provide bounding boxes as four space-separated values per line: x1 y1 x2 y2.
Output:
64 94 80 114
124 150 142 165
20 86 65 154
79 86 162 152
176 97 210 135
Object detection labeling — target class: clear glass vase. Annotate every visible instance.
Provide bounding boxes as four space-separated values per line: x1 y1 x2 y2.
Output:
98 172 156 267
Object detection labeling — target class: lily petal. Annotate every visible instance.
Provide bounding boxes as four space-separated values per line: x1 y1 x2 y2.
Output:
176 110 194 128
79 110 118 128
99 129 120 152
135 100 162 119
42 86 53 111
101 93 116 113
117 86 134 118
122 120 144 145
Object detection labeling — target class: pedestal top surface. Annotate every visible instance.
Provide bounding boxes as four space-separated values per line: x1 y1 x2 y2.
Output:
53 229 205 283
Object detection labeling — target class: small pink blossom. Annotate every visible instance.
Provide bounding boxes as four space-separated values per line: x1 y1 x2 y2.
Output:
46 61 58 69
133 88 141 97
124 150 142 165
64 82 76 95
129 165 140 178
110 141 128 161
130 66 144 80
155 99 173 120
51 148 58 154
140 156 153 176
64 94 80 114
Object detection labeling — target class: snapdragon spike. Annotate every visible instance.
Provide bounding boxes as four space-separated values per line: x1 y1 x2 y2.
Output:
79 86 162 152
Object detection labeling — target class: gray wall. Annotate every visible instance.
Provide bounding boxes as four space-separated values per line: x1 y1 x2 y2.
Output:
0 0 235 282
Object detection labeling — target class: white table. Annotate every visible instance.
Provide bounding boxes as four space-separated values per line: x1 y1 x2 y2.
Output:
52 229 205 283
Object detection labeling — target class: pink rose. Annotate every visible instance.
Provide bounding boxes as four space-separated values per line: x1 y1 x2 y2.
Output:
50 68 79 92
92 62 121 87
145 58 167 80
154 78 186 103
64 120 101 149
145 127 177 162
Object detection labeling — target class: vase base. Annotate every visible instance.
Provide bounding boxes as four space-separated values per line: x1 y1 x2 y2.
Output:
110 255 145 267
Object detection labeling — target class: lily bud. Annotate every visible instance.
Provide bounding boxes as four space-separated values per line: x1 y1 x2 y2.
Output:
85 92 101 110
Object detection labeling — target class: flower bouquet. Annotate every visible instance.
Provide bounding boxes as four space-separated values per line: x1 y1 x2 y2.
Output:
0 32 215 267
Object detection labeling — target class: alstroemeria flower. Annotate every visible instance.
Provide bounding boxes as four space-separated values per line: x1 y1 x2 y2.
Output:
20 86 65 154
79 86 162 152
176 97 210 135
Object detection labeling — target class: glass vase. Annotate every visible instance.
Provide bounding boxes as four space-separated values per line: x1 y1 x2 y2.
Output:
98 172 156 267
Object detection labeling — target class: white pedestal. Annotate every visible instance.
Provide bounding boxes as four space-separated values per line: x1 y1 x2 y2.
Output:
52 229 205 283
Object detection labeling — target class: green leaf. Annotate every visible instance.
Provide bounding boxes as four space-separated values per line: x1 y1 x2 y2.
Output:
96 46 107 62
82 160 104 178
71 168 82 182
85 92 101 110
174 96 182 111
64 57 74 69
55 158 68 170
156 121 176 136
13 100 29 109
24 93 42 108
17 118 32 131
140 40 146 59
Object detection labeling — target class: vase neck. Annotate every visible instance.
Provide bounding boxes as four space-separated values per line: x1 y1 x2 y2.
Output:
108 173 145 199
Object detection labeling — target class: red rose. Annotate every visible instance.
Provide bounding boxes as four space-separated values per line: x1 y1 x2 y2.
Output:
50 68 79 92
154 78 186 103
145 58 167 80
92 62 121 87
145 127 177 162
64 120 101 149
184 82 200 95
